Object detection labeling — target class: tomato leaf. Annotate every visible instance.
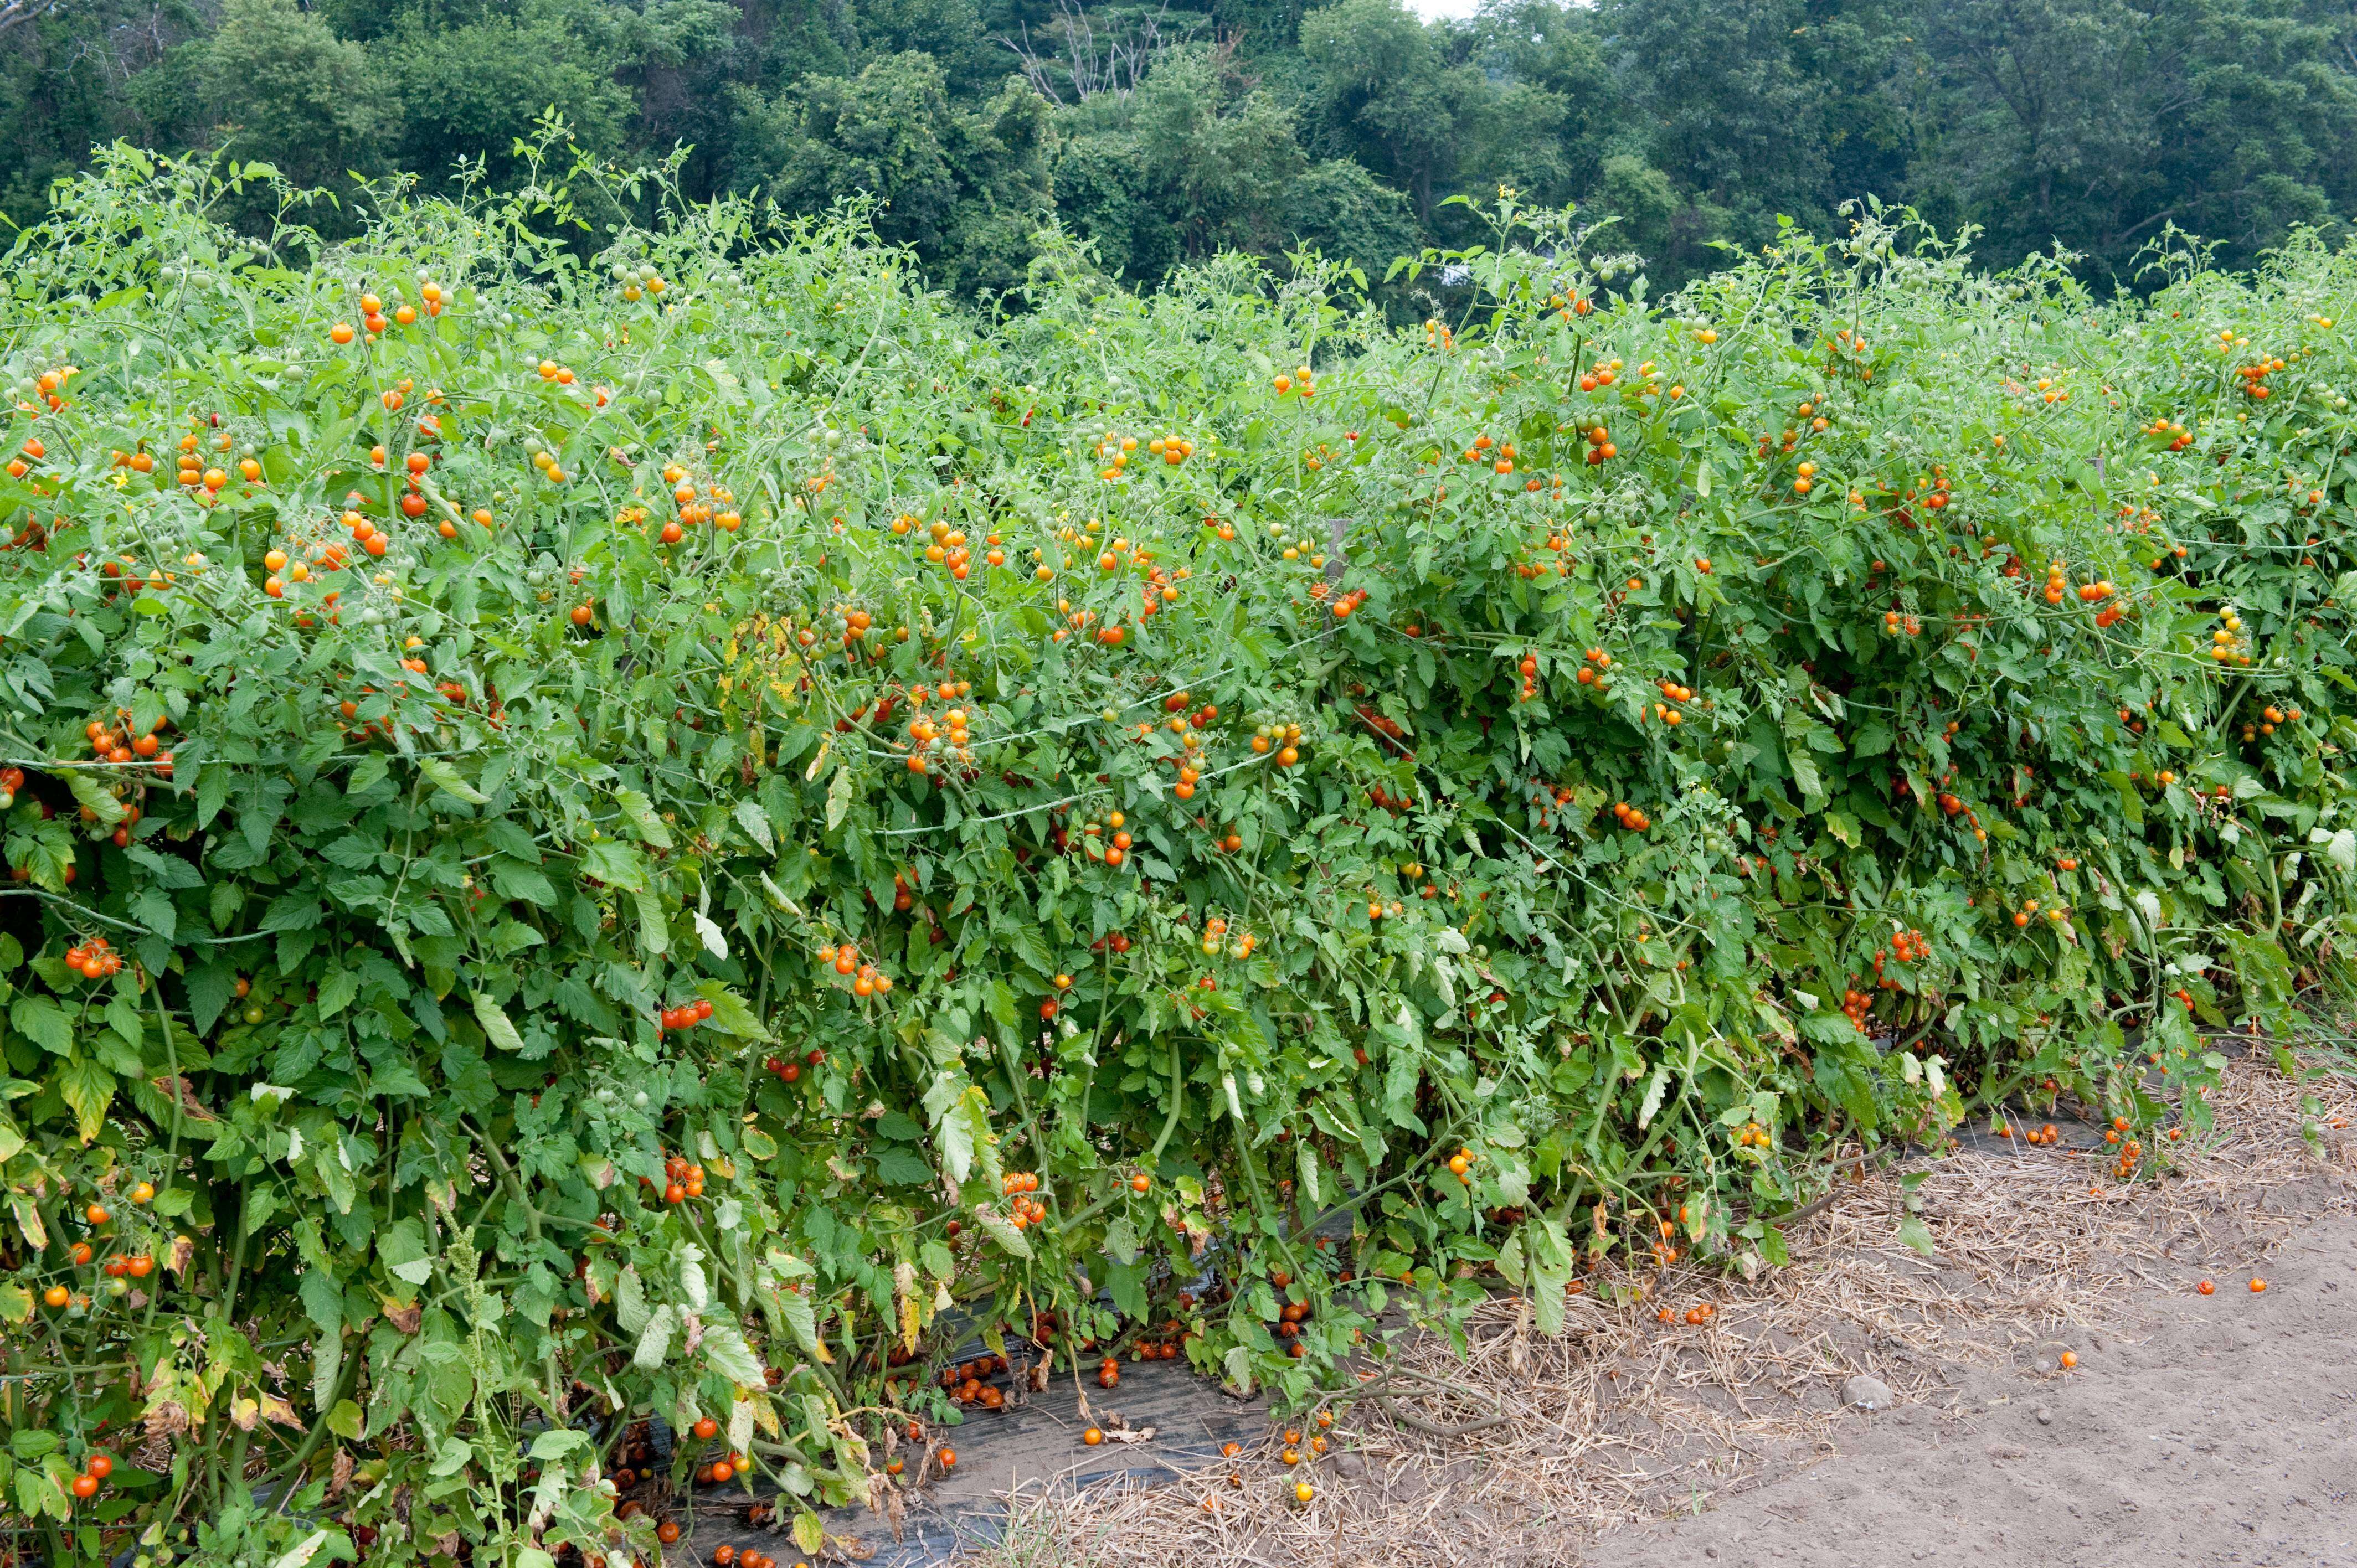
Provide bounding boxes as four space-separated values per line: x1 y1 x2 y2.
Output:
632 1305 676 1369
472 994 526 1053
614 788 673 848
56 1053 115 1143
974 1207 1033 1260
63 770 124 825
9 996 69 1056
702 1324 767 1388
418 758 488 806
733 798 775 853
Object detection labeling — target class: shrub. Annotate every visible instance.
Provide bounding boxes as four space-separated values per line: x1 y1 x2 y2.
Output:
0 157 2350 1563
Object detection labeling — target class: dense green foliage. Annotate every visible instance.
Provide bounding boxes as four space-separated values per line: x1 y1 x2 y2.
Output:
7 0 2357 296
3 149 2357 1565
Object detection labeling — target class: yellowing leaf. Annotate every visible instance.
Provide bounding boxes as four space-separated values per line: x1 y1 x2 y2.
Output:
825 762 853 831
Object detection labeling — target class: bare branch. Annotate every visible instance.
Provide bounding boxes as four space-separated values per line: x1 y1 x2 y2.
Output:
994 0 1205 105
1000 23 1068 107
0 0 67 38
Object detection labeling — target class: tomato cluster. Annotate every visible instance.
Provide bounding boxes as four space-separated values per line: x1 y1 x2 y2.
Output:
657 997 714 1032
61 934 120 979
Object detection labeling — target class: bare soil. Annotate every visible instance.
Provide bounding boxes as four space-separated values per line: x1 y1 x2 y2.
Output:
1603 1203 2357 1568
683 1052 2357 1567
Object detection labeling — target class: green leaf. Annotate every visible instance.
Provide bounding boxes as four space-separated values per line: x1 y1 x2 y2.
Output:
632 886 670 956
472 993 526 1052
91 1026 140 1076
702 1324 768 1387
1896 1213 1937 1258
9 996 70 1055
696 992 765 1049
1222 1344 1254 1396
483 820 541 861
872 1147 933 1185
186 961 235 1035
776 1287 830 1361
378 1219 433 1290
528 1427 589 1464
261 892 321 932
13 1468 56 1522
301 1267 344 1335
489 859 557 906
974 1206 1033 1259
316 967 359 1019
418 758 488 806
733 798 775 853
126 844 202 889
346 754 390 797
57 1053 115 1143
1787 747 1825 806
61 771 123 826
582 840 645 890
614 788 674 848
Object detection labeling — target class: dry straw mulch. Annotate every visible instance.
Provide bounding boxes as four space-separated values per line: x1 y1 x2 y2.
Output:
958 1051 2357 1568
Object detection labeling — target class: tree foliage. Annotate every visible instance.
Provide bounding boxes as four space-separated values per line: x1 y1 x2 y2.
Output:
6 0 2357 295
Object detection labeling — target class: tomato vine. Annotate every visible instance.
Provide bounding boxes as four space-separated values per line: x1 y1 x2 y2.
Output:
0 153 2351 1564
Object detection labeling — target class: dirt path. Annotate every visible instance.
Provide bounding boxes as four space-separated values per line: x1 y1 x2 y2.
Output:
1598 1206 2357 1568
687 1056 2354 1568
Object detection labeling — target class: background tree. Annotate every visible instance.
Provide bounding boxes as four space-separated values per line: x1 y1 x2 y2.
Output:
4 0 2355 295
0 0 196 220
732 51 1052 294
199 0 403 190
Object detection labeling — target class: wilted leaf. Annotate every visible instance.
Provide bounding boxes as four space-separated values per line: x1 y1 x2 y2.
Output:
634 1305 677 1369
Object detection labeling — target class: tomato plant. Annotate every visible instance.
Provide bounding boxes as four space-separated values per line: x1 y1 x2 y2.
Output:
0 154 2351 1564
